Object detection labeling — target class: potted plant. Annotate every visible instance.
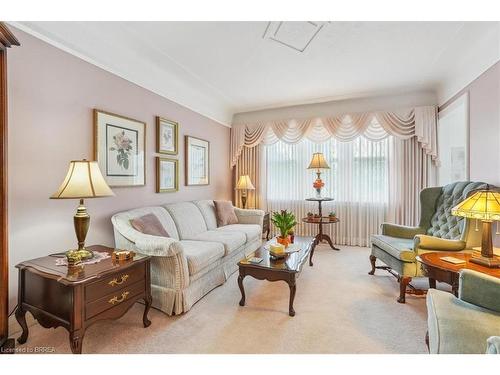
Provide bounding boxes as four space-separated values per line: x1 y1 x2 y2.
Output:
313 213 321 222
329 211 336 221
271 210 297 248
306 212 314 221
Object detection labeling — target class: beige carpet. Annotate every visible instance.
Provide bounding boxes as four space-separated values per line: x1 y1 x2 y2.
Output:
14 244 441 354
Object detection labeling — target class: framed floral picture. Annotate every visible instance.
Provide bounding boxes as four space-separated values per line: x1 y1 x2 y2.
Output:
156 116 178 155
185 135 210 186
94 109 146 187
156 157 179 193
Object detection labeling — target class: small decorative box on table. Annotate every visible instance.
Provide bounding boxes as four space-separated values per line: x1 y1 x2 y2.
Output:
15 245 152 354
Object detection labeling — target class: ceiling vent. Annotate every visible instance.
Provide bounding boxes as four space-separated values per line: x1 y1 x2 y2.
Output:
263 21 327 53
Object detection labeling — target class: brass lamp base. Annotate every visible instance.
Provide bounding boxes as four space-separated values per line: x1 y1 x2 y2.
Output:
66 198 93 263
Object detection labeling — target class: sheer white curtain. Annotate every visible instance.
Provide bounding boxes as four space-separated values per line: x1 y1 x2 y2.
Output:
265 137 390 247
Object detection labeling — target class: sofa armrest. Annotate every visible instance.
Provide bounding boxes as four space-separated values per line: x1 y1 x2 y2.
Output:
380 223 425 239
414 235 466 251
134 234 184 257
111 215 184 257
459 269 500 313
487 336 500 354
234 207 265 226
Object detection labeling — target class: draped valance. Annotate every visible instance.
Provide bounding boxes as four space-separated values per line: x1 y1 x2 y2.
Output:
230 106 438 167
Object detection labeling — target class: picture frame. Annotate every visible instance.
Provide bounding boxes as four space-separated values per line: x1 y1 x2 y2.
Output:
94 109 146 187
156 157 179 193
185 135 210 186
156 116 178 155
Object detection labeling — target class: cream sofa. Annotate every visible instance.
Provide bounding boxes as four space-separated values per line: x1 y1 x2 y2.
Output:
111 200 264 315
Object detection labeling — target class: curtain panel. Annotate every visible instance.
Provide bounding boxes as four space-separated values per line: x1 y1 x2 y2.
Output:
230 106 438 167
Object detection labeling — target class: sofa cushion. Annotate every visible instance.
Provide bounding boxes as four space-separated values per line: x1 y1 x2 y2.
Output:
188 230 246 255
371 234 416 262
194 200 218 230
131 213 170 238
164 202 208 239
180 240 225 275
112 206 179 240
216 224 261 242
214 200 239 227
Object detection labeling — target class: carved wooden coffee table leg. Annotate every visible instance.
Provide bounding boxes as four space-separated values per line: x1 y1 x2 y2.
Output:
238 273 246 306
15 306 28 344
309 243 316 266
288 276 296 317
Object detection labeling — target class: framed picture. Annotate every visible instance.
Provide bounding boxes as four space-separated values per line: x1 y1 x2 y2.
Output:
156 157 179 193
156 116 178 155
185 135 210 186
94 109 146 187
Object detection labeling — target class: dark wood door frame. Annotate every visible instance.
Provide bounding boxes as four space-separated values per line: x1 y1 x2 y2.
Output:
0 22 20 353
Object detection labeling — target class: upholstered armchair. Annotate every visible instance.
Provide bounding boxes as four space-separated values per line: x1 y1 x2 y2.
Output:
369 181 486 303
426 269 500 353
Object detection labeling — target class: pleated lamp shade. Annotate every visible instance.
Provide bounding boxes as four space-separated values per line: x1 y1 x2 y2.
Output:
236 175 255 190
307 153 330 170
51 160 114 199
452 189 500 221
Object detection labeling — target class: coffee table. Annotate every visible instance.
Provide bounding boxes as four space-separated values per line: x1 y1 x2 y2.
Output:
417 252 500 296
237 236 314 316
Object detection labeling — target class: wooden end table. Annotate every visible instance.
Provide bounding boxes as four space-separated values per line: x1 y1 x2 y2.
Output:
15 245 152 354
305 197 339 254
237 236 314 316
417 252 500 296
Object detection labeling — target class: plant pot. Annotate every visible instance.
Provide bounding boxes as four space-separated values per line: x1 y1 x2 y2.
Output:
329 216 336 222
276 236 290 248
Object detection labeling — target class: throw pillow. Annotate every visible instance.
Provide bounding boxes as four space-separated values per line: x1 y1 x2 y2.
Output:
131 213 169 237
214 200 239 227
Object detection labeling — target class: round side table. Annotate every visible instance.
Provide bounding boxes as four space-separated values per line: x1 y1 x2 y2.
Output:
417 252 500 296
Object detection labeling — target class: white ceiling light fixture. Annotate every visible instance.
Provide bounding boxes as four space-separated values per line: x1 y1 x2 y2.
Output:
263 21 327 53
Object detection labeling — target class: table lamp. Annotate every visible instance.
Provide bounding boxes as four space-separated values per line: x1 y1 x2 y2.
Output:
51 160 114 260
452 187 500 268
236 175 255 209
307 152 330 198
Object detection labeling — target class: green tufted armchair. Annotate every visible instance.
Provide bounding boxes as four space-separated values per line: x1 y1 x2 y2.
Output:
369 181 486 303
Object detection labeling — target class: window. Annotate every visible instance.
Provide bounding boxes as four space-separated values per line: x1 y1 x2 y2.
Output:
266 137 390 204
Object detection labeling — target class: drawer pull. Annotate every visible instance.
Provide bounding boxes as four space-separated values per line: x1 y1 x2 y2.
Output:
108 274 129 287
108 291 129 305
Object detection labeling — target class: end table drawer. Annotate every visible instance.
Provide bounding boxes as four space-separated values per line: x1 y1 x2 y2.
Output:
85 263 145 302
86 280 145 319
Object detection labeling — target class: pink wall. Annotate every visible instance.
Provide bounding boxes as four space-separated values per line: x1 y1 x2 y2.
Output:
467 62 500 185
6 29 232 308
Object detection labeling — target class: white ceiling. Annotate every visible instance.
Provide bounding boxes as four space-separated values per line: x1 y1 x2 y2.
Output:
12 21 500 125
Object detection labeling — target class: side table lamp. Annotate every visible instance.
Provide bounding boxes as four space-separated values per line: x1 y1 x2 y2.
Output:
452 186 500 268
236 175 255 209
307 152 330 198
51 160 114 260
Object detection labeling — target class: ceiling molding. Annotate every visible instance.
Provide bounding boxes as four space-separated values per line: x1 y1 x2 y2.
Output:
9 21 233 127
7 21 499 127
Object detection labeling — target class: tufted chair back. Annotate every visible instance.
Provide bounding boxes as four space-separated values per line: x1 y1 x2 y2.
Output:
423 181 487 240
